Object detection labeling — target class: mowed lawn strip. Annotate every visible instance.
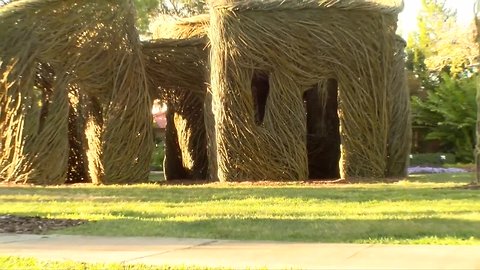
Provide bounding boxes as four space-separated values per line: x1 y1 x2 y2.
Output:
0 256 227 270
0 173 478 245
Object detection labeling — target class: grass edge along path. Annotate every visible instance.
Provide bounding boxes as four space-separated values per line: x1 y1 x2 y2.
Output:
0 256 231 270
0 173 479 245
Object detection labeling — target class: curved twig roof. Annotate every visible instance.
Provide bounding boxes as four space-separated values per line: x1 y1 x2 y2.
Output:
210 0 403 14
142 38 208 99
152 14 209 39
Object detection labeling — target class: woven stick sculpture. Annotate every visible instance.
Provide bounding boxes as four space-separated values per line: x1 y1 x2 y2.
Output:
153 14 210 40
0 0 152 184
386 36 411 178
209 0 404 181
66 87 89 184
146 17 211 180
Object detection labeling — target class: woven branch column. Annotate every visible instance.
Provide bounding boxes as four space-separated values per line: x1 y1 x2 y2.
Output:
99 58 153 184
174 93 208 179
209 0 402 181
386 36 411 178
0 59 69 184
204 88 218 180
163 105 188 180
24 73 70 184
84 97 104 184
159 92 209 180
333 22 397 178
0 57 38 183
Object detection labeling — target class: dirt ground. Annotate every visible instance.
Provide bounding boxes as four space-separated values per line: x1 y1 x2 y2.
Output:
0 214 88 234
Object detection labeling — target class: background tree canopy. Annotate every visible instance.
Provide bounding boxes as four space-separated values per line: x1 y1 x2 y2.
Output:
133 0 207 33
407 0 479 163
1 0 206 33
0 0 13 6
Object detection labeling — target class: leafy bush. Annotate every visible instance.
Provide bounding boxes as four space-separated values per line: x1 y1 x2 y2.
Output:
150 142 164 171
409 153 455 166
411 73 477 163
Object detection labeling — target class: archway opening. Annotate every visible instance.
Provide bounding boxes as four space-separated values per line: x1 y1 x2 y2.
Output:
303 79 341 179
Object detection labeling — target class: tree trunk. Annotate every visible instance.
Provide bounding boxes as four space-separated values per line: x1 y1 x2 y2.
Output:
475 0 480 184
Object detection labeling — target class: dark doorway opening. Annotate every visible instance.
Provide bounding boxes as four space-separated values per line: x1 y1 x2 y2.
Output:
303 79 341 179
66 97 89 184
251 70 270 125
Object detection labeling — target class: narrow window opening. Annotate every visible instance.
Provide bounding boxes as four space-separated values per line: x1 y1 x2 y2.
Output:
303 79 341 179
251 70 270 125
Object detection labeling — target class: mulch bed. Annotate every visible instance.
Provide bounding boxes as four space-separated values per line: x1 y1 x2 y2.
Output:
0 214 88 234
158 178 352 186
455 184 480 190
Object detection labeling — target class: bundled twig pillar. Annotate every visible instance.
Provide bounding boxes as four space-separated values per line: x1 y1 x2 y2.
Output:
386 36 411 178
0 58 70 184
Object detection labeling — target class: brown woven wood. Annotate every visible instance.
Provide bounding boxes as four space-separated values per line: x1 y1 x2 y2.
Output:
211 0 403 12
152 16 218 180
209 0 405 181
152 14 210 39
0 0 153 184
1 0 408 184
386 36 411 178
146 20 210 180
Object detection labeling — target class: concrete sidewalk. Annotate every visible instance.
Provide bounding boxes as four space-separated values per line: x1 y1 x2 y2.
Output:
1 234 480 269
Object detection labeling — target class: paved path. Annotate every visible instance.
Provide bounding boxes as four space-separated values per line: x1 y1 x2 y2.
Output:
1 234 480 269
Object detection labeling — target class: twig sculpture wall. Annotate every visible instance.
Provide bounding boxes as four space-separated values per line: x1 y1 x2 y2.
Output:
147 16 210 180
0 0 153 184
143 38 209 180
209 0 406 181
1 0 409 184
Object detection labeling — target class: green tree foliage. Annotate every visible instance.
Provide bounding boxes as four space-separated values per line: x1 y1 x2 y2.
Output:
407 0 479 162
406 0 452 95
475 0 480 183
0 1 206 34
134 0 161 33
0 0 16 6
407 0 478 84
157 0 207 15
133 0 207 33
412 74 477 162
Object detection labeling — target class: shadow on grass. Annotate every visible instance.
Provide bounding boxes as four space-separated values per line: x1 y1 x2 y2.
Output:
57 217 480 244
1 184 479 204
407 173 475 183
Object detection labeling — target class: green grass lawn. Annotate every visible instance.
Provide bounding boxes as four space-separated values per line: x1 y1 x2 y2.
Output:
0 173 479 245
0 256 224 270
